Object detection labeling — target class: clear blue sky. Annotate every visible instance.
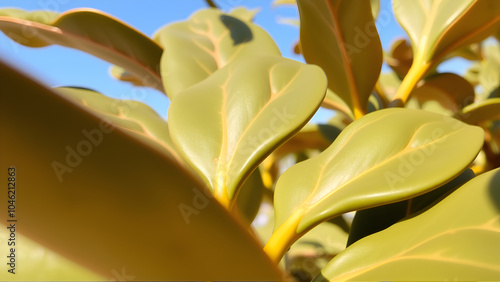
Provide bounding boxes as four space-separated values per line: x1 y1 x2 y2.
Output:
0 0 470 121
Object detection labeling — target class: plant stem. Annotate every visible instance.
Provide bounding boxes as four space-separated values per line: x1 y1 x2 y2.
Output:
390 60 431 107
264 210 303 264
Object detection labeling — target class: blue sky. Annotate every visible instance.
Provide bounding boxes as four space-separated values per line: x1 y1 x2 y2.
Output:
0 0 471 122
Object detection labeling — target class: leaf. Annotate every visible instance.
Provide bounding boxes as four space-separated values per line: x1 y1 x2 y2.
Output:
235 169 265 223
0 60 282 280
273 124 341 159
54 87 184 165
168 55 327 208
109 65 147 87
154 8 280 99
456 97 500 124
406 72 475 115
297 0 383 118
266 108 483 262
0 230 106 280
322 89 355 119
228 7 260 22
315 167 500 281
385 38 413 79
346 168 475 246
370 0 380 19
392 0 500 104
0 8 163 92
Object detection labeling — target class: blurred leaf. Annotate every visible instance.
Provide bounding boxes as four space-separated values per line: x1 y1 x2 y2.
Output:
0 60 282 280
377 71 402 100
109 65 147 87
347 168 475 246
54 87 185 166
266 108 483 262
457 97 500 124
168 56 326 208
386 38 413 79
370 0 380 19
0 230 106 280
277 16 300 27
406 72 475 115
273 124 341 159
287 218 350 281
0 8 163 92
322 89 355 119
154 8 280 99
451 42 483 61
392 0 500 104
228 7 260 22
236 169 265 223
315 168 500 281
297 0 383 118
273 0 296 6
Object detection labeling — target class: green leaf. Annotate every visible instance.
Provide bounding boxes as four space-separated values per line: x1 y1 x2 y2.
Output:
266 108 483 262
392 0 500 104
236 169 265 223
0 8 163 92
297 0 383 118
0 60 282 280
54 87 184 166
154 8 280 99
370 0 380 19
456 97 500 124
406 72 475 115
385 38 413 79
0 230 106 280
315 167 500 281
346 168 475 246
168 55 327 208
109 65 147 87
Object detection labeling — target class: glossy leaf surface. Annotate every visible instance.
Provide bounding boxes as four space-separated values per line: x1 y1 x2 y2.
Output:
168 55 327 207
316 168 500 281
0 60 281 281
0 8 163 91
297 0 383 118
154 8 280 99
267 108 483 262
347 168 475 246
392 0 500 103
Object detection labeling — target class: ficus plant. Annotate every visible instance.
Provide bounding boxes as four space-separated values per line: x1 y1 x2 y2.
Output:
1 0 500 281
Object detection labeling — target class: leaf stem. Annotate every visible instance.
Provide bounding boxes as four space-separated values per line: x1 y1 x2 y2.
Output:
264 210 303 264
390 60 431 107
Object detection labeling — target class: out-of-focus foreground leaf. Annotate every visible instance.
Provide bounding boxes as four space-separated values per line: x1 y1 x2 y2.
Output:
0 60 281 281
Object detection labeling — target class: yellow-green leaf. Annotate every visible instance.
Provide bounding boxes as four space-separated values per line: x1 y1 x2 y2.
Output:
0 60 281 281
265 108 483 263
0 8 163 92
316 167 500 281
392 0 500 104
346 168 475 246
54 87 184 166
385 38 413 79
406 72 475 115
456 97 500 124
297 0 383 118
154 8 280 99
168 55 327 208
109 65 146 87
